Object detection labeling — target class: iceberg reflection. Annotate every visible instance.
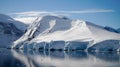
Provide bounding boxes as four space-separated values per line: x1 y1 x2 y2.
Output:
10 49 120 67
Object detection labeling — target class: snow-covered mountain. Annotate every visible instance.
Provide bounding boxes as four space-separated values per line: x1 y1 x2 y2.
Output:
12 15 120 51
0 14 27 48
104 26 120 33
117 28 120 33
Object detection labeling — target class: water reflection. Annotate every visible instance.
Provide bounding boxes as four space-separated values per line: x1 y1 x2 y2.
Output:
66 51 88 59
0 49 120 67
0 49 26 67
88 52 120 62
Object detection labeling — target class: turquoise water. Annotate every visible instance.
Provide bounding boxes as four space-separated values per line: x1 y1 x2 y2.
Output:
0 49 120 67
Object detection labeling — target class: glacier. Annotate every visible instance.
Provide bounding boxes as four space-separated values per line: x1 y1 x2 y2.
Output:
12 15 120 52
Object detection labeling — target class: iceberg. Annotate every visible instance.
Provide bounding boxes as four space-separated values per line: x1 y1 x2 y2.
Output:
12 15 120 51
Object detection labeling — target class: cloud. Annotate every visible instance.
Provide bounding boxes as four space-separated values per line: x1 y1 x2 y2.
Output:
14 11 52 17
14 17 36 24
12 11 70 24
13 11 71 17
58 9 115 13
14 9 114 16
12 9 115 24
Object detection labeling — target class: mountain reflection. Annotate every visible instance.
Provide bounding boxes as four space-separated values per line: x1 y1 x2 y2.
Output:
0 49 120 67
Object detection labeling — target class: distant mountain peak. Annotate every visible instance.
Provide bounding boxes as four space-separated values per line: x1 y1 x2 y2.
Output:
0 14 27 31
0 14 27 48
104 26 120 33
0 14 13 19
0 14 14 23
41 14 69 19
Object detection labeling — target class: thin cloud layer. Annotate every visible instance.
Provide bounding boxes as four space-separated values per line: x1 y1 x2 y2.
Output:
58 9 114 13
12 9 115 24
14 17 36 24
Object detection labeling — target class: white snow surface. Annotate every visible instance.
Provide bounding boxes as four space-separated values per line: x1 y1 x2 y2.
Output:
13 15 120 48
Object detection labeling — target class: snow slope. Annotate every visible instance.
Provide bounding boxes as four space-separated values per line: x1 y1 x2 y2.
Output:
0 14 27 48
12 15 120 51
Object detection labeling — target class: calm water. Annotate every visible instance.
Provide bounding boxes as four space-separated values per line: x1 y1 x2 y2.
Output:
0 49 120 67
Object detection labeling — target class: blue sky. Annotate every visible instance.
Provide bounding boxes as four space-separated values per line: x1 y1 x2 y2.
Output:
0 0 120 28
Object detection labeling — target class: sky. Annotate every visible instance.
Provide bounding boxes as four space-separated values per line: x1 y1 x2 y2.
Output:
0 0 120 28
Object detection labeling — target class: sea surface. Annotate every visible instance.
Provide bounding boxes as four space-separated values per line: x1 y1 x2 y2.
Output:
0 49 120 67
